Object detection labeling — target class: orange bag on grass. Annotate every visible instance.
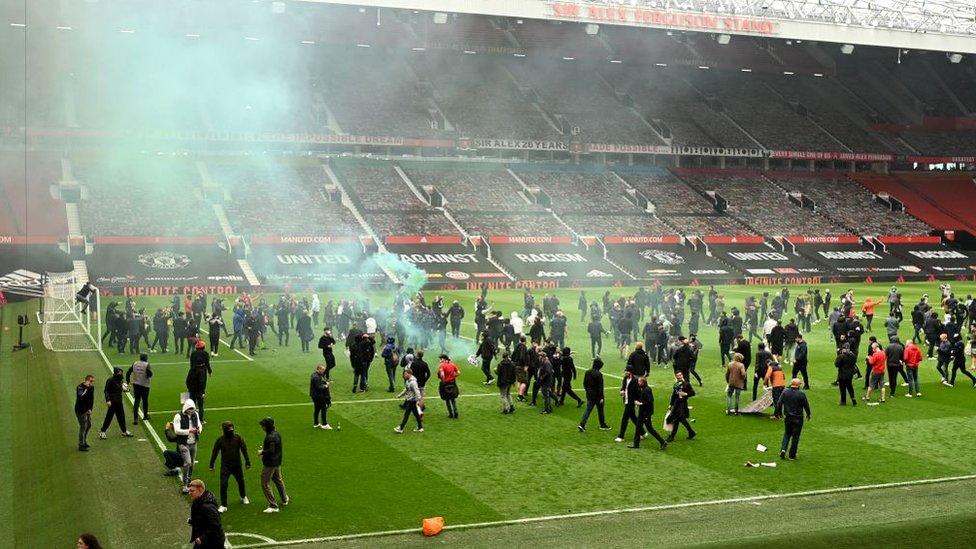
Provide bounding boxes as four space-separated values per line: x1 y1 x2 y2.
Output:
422 516 444 537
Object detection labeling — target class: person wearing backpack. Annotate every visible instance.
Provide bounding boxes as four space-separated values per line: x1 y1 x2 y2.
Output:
382 337 401 393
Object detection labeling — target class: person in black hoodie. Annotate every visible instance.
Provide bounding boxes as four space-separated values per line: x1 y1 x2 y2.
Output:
98 367 132 439
578 358 610 431
208 421 251 512
835 347 858 406
734 334 751 392
631 375 667 450
258 417 288 513
75 374 95 451
476 332 497 385
558 347 583 407
317 328 336 379
187 479 225 549
495 351 516 414
753 343 773 401
309 365 332 429
718 317 735 366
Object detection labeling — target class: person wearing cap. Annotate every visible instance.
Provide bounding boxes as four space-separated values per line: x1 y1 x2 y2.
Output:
173 398 203 493
190 338 212 376
186 346 210 421
98 367 133 440
258 417 288 513
614 366 640 443
578 358 610 432
209 421 251 513
773 379 811 460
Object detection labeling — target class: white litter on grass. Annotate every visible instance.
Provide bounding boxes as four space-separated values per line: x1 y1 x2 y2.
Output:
756 444 767 452
867 402 881 407
761 462 777 468
138 438 148 442
749 502 762 506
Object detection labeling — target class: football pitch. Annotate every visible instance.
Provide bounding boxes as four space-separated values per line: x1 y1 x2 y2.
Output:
3 281 976 548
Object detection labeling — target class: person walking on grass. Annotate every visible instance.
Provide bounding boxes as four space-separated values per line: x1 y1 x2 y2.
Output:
665 371 696 442
394 369 424 433
476 331 497 385
309 365 332 430
209 421 251 513
948 334 976 388
75 374 95 451
495 351 516 414
318 328 337 380
614 366 640 443
835 347 858 406
903 339 923 397
437 355 461 419
774 379 811 460
126 354 152 425
557 347 583 407
725 352 746 415
630 375 668 450
792 334 810 390
863 342 888 403
258 417 288 513
187 479 225 549
764 362 787 418
98 367 132 440
578 358 611 432
174 399 202 494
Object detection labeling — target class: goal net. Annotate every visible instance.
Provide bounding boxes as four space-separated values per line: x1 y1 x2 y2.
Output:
41 272 101 352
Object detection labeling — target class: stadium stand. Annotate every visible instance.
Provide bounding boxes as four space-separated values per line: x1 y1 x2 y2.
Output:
0 153 68 237
412 12 514 53
403 164 539 212
561 213 673 237
514 170 638 214
661 215 751 236
215 161 359 236
768 173 934 235
615 170 717 214
855 172 976 234
75 157 216 237
453 211 568 238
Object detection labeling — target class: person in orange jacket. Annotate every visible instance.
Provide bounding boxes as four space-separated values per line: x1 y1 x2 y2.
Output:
861 298 882 332
764 361 787 418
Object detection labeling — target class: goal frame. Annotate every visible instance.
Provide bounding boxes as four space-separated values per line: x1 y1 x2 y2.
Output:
40 272 102 353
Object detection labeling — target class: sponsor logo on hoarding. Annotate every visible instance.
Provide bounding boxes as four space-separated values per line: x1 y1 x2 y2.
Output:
908 250 968 260
746 268 776 274
207 275 245 282
817 251 882 260
727 252 788 261
537 271 568 278
144 276 200 282
445 270 471 280
96 276 136 284
774 267 798 274
638 249 685 265
0 269 44 290
276 254 352 265
586 269 613 278
138 251 191 270
513 253 588 263
690 269 729 275
900 265 922 273
400 253 480 264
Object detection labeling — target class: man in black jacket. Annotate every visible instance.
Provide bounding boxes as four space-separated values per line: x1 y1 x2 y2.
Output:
754 343 773 400
150 309 169 353
734 333 751 392
186 360 209 422
614 367 641 443
587 318 606 358
557 347 583 407
447 300 465 339
317 328 336 380
774 379 811 460
578 358 609 431
792 335 810 390
98 367 132 439
258 417 288 513
665 371 696 442
495 351 516 414
173 312 187 356
187 479 225 549
209 421 251 513
671 336 693 380
626 342 651 377
412 350 431 396
631 376 667 450
309 365 332 429
75 374 95 451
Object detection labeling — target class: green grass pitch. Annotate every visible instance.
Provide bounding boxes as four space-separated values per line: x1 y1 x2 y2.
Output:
3 281 976 547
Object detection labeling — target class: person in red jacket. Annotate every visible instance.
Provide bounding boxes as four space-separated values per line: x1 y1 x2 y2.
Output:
437 355 461 419
863 342 887 403
903 340 923 397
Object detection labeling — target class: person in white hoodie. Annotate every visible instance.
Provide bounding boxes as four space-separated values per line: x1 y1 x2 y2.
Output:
174 398 203 493
310 294 321 327
510 312 524 339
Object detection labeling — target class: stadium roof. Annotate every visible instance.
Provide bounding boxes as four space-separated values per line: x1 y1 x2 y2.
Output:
302 0 976 54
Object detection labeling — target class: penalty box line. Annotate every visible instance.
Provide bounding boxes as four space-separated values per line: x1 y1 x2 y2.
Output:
230 473 976 548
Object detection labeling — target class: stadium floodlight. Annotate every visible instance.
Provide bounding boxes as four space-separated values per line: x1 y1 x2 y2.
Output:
563 56 575 60
10 23 26 27
814 72 824 77
463 50 476 54
513 53 526 57
610 59 623 63
185 33 200 38
119 29 135 34
841 44 855 54
357 43 371 48
948 53 963 63
717 33 731 44
302 40 315 45
56 26 72 30
741 68 753 72
585 23 599 35
783 71 795 75
655 62 668 67
411 46 425 51
698 65 711 69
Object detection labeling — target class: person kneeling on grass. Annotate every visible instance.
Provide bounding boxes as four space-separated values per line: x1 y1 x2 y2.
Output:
395 369 424 433
209 421 251 513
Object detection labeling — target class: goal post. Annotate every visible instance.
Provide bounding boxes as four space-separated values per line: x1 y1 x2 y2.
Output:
41 271 102 352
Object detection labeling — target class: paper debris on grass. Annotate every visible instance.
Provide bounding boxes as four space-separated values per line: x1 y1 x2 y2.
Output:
756 444 767 452
760 462 777 467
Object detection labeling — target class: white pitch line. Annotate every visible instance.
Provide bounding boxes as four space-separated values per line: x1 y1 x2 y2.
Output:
112 359 251 367
231 473 976 548
200 327 254 362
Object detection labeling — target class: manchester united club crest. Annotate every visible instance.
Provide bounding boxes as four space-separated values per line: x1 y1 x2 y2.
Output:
138 251 192 270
